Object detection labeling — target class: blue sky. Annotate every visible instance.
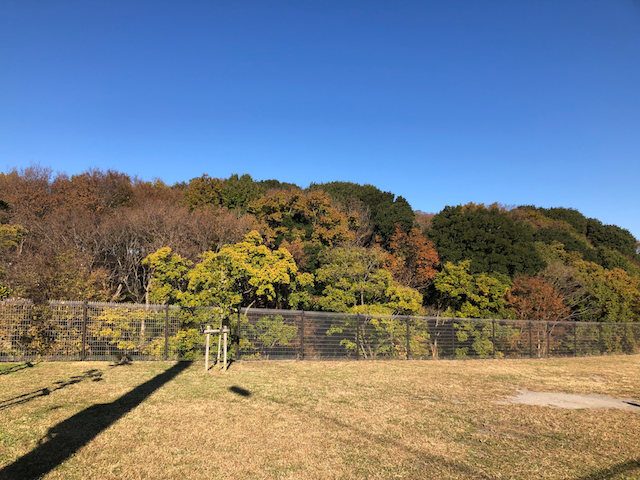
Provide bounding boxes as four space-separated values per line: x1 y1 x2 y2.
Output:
1 1 639 239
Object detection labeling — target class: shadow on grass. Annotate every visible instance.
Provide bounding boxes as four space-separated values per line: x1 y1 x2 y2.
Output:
0 362 37 375
0 369 103 412
573 458 640 480
0 361 193 480
229 386 251 397
205 358 238 372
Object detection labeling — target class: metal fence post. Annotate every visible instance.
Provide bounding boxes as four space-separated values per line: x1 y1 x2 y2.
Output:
546 322 550 358
598 323 603 355
299 311 305 360
406 318 410 360
236 310 241 361
81 301 88 361
492 319 496 359
164 305 169 361
451 320 455 358
529 321 533 358
356 314 361 359
573 321 577 357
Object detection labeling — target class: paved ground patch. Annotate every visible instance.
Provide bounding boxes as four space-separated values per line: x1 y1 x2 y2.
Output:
502 390 640 412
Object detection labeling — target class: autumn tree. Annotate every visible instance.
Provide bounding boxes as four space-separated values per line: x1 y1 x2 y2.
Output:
310 181 414 246
0 165 56 222
385 225 439 292
506 276 569 322
0 223 27 298
248 189 357 271
182 174 223 210
414 210 435 231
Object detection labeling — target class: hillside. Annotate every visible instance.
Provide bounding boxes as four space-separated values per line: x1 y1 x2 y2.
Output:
0 165 638 323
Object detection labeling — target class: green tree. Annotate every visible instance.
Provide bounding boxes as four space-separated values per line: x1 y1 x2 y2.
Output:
534 206 588 235
428 204 545 277
146 231 313 313
314 246 425 359
586 219 637 258
533 228 599 264
314 246 422 315
433 260 512 319
220 174 262 210
144 231 314 358
433 260 517 358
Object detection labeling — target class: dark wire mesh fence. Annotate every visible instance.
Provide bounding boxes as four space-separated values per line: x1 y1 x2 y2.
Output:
1 300 639 362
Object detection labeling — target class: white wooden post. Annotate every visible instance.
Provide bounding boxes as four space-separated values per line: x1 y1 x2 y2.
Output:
203 325 230 372
216 317 223 364
204 325 211 371
223 329 228 370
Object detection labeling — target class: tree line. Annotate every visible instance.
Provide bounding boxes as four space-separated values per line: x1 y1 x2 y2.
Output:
0 165 638 325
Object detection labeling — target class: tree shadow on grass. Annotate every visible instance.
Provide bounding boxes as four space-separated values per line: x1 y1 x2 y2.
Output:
229 386 251 397
0 369 103 412
0 362 37 375
0 361 193 480
572 458 640 480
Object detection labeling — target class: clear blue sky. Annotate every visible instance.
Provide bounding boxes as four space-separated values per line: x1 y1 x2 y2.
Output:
1 1 639 239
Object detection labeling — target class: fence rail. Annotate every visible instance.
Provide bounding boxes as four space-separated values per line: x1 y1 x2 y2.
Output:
1 300 639 362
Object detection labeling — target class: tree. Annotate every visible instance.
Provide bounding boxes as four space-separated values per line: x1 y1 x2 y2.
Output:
144 232 314 359
505 275 572 358
220 173 262 210
314 245 424 358
310 181 415 246
538 242 640 323
0 223 27 298
428 204 545 277
535 206 588 235
507 275 569 322
433 260 512 319
385 225 439 292
586 219 637 258
575 262 640 323
432 260 517 358
146 231 314 313
533 228 599 264
314 246 422 315
248 189 357 271
0 165 55 221
182 174 223 210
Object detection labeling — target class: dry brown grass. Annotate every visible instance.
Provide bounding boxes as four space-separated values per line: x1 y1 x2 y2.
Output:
1 356 639 479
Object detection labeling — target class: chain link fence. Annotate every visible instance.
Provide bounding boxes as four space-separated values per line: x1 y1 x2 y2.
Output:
1 300 639 362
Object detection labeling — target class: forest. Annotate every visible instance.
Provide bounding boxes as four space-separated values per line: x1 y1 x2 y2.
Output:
0 165 638 324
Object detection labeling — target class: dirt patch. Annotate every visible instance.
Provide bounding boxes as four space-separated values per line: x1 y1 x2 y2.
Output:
501 390 640 412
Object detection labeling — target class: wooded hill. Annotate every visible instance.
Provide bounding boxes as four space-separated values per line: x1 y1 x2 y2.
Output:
0 165 638 323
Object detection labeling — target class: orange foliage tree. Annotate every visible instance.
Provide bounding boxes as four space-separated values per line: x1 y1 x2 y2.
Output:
507 275 571 357
385 225 439 291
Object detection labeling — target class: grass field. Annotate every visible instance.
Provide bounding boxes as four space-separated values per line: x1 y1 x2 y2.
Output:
1 356 639 480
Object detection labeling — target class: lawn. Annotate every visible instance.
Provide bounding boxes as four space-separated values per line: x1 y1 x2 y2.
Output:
1 356 639 479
